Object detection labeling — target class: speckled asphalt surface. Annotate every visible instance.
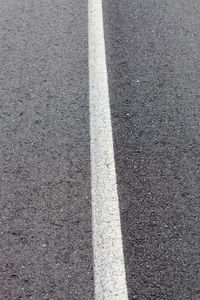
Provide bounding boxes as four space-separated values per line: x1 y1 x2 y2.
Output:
1 0 200 299
0 1 93 299
103 0 200 299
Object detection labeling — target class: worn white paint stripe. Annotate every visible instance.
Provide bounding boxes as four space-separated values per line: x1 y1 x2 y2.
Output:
89 0 128 299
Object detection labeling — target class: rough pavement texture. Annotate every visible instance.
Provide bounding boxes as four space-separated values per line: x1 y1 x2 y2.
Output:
0 1 93 299
103 0 200 299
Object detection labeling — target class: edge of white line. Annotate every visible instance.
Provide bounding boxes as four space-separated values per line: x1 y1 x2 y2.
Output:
89 0 128 299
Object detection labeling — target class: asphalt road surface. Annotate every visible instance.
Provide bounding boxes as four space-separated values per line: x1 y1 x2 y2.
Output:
1 0 200 299
0 1 93 299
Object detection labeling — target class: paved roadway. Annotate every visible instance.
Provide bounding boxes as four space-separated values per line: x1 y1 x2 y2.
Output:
0 0 200 299
103 0 200 299
0 1 93 299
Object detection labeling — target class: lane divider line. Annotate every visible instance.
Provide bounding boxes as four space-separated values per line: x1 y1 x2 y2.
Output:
88 0 128 299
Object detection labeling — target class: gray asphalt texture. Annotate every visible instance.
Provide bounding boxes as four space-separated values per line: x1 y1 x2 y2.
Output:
103 0 200 299
1 0 200 299
0 1 93 299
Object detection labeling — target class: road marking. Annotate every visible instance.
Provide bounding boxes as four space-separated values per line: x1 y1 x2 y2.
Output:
88 0 128 299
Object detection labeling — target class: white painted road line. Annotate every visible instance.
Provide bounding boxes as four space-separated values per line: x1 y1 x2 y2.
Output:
88 0 128 299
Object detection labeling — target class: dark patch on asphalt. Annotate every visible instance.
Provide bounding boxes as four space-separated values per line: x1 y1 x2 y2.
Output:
103 0 200 299
0 1 93 299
